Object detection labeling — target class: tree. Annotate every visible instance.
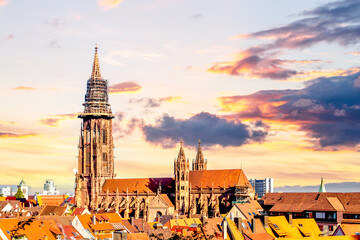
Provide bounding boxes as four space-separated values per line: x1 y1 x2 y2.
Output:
15 188 24 199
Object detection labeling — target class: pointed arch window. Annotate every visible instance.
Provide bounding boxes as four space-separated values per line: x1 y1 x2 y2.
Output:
86 124 91 144
103 129 107 145
103 153 108 172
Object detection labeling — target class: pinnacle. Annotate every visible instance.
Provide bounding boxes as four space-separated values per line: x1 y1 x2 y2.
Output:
91 44 102 80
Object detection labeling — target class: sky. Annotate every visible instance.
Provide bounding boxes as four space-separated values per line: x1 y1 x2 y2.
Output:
1 0 360 194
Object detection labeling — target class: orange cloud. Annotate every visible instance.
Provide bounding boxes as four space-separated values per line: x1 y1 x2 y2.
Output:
0 120 16 126
287 67 360 82
109 82 142 94
98 0 123 10
0 0 8 8
39 113 79 127
0 132 37 139
160 96 182 103
208 48 300 80
13 86 36 91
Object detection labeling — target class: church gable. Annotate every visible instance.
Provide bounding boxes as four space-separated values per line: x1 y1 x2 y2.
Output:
149 195 172 208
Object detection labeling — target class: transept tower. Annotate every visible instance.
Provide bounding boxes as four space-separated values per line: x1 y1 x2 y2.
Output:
75 46 115 209
192 139 207 171
174 140 190 214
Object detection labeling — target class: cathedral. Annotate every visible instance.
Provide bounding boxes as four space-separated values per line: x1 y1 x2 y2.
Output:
74 47 255 221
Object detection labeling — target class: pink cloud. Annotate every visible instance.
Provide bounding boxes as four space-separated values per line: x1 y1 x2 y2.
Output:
109 82 142 94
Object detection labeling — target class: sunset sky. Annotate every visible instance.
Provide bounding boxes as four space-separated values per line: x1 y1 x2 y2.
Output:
1 0 360 193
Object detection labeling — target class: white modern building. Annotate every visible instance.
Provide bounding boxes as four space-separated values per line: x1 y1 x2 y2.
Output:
0 187 12 197
249 178 273 198
42 179 60 195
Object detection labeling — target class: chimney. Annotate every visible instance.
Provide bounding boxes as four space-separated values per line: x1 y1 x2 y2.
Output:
92 215 96 225
288 213 293 225
263 215 269 228
130 216 134 226
202 215 208 225
251 218 256 233
236 217 243 234
230 212 234 221
223 219 228 239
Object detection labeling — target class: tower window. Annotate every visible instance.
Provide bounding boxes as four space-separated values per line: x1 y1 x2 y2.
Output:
103 153 108 172
86 130 91 144
103 129 107 144
86 153 91 173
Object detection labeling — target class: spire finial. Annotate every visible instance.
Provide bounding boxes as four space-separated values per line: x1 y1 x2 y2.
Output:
180 139 183 148
91 44 101 80
198 139 201 147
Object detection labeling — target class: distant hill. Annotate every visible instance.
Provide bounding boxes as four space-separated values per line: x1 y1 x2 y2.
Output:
275 181 360 193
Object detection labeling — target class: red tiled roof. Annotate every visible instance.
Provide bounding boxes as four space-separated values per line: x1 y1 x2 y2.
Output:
189 169 251 189
262 192 360 213
39 195 68 207
71 207 86 216
160 194 174 207
63 225 83 239
128 233 150 240
121 219 138 233
40 205 67 216
102 178 174 193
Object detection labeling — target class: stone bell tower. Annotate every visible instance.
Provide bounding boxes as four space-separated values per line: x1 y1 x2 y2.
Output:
174 140 190 214
75 45 115 209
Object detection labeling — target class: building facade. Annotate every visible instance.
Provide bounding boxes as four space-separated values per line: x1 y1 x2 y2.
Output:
0 187 12 197
249 178 273 198
74 47 255 219
43 180 60 195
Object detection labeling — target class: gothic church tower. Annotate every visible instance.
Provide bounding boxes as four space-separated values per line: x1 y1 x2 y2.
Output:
174 140 190 214
75 46 115 209
192 139 207 171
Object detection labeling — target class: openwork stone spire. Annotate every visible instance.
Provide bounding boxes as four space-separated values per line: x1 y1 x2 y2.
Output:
193 139 207 171
91 44 101 80
177 139 186 162
195 139 204 164
80 45 113 118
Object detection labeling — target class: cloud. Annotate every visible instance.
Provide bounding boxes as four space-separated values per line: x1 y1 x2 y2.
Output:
13 86 36 91
39 113 79 127
71 12 82 20
219 70 360 148
208 48 300 80
5 34 14 40
98 0 124 10
0 120 16 126
0 0 8 9
191 13 203 19
129 96 182 108
45 19 63 28
209 0 360 81
0 132 37 139
275 182 360 192
46 40 61 49
142 112 269 148
109 82 142 94
112 112 145 139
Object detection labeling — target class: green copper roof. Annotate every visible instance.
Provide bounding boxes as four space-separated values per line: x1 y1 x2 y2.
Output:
318 177 326 193
18 178 27 187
